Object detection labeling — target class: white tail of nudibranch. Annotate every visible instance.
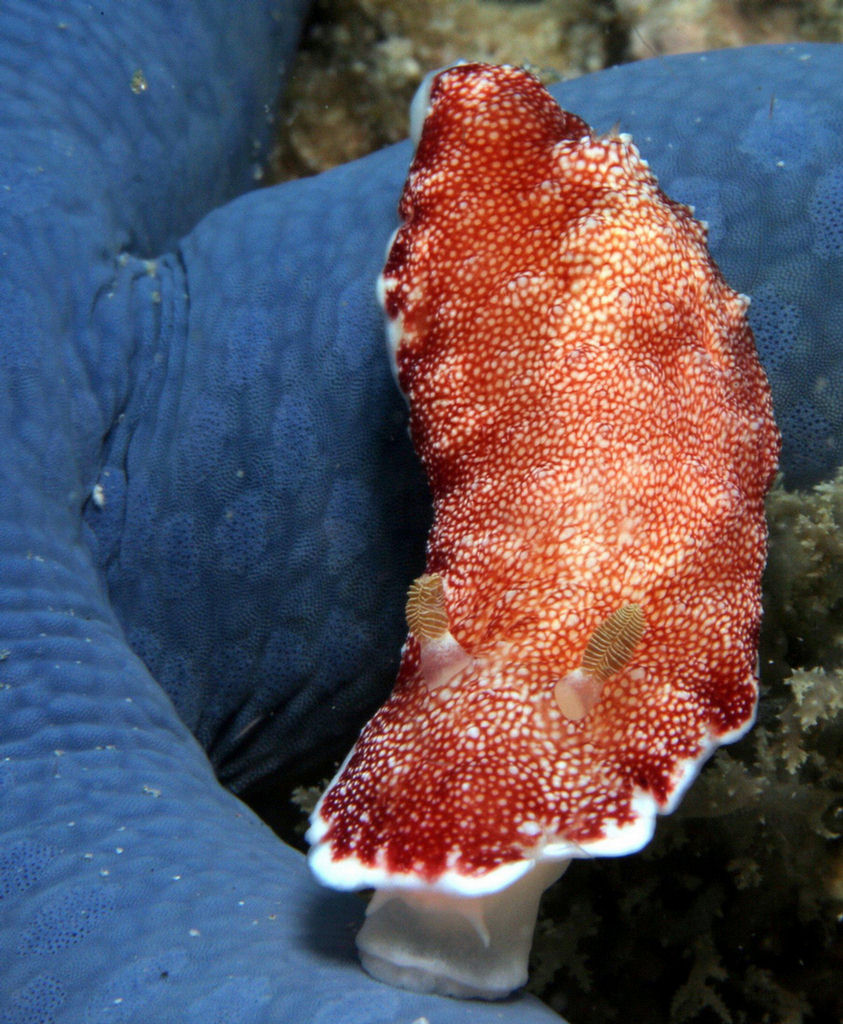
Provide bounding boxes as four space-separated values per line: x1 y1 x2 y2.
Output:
554 603 646 721
356 858 570 999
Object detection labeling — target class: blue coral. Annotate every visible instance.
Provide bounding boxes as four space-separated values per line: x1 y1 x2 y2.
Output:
0 0 841 1019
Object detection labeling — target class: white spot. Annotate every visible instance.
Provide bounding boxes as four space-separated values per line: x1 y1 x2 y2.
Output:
518 820 542 837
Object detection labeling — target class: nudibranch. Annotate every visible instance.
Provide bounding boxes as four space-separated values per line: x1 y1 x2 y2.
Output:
307 63 780 999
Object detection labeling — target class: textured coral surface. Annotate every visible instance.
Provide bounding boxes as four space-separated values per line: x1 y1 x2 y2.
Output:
273 0 843 177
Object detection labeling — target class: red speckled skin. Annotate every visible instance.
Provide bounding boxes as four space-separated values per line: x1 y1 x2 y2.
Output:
313 64 780 884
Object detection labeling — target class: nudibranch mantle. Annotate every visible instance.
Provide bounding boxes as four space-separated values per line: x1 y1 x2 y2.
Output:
307 63 780 1000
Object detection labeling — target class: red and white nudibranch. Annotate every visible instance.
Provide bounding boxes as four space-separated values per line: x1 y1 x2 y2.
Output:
307 63 780 999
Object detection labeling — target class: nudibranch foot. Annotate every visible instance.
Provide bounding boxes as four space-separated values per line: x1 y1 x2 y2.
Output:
356 860 570 1000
